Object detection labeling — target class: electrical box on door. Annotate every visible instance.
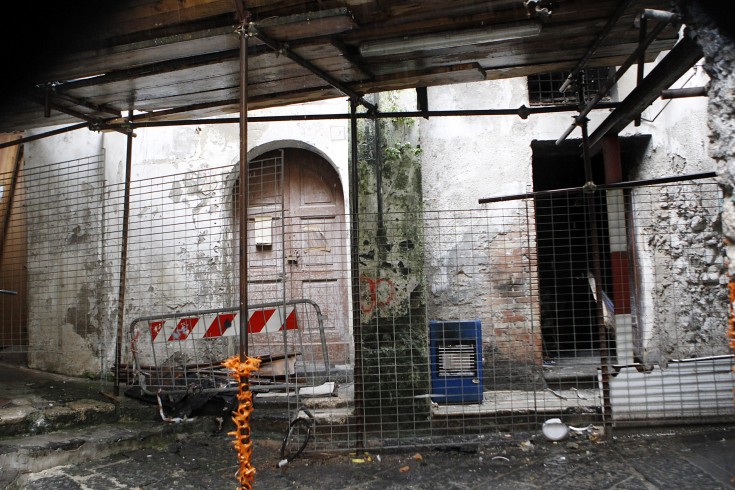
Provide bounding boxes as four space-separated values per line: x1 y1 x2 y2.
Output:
429 320 483 404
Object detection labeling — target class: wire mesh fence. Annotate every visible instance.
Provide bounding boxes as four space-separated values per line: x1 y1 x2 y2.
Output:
1 153 733 452
0 153 115 383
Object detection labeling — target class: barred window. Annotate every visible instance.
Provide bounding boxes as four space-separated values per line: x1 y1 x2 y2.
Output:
527 67 615 106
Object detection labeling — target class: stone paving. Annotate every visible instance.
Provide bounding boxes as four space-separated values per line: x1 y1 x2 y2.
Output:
9 423 735 489
1 363 734 489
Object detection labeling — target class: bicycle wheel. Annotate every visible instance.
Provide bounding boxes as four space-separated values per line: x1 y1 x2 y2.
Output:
279 416 312 463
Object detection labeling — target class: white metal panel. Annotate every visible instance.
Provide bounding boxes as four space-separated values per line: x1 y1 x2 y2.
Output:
609 355 735 421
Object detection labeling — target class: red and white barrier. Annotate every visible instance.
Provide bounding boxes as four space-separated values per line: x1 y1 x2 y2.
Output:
148 306 297 343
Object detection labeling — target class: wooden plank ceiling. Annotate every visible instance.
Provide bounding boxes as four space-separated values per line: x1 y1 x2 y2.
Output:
0 0 679 133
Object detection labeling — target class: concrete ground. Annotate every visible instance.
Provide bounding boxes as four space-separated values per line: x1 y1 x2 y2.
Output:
1 363 734 489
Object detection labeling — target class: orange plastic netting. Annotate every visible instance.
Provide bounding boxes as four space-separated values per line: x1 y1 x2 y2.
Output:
223 355 262 490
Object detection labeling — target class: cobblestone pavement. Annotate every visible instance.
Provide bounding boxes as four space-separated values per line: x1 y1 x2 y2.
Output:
13 424 735 489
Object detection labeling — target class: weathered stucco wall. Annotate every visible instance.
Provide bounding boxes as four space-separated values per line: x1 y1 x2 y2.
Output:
420 80 542 388
23 132 109 376
23 100 349 376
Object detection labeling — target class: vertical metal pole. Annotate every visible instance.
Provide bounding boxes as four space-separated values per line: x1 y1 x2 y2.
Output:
238 19 250 363
114 119 134 396
349 99 365 449
634 13 647 126
580 119 612 425
374 108 385 248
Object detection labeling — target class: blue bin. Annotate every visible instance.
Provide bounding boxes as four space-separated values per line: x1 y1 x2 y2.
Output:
429 320 483 404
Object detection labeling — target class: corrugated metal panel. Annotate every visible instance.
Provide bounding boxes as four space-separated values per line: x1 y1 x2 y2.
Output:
609 355 735 421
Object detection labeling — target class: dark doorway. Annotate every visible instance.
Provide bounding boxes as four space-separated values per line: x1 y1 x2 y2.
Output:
532 140 611 360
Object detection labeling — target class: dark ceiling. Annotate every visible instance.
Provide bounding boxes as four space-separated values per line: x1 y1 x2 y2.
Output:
0 0 680 134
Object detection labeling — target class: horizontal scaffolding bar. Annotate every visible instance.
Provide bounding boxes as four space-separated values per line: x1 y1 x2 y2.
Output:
0 102 620 149
0 123 90 150
110 102 621 129
478 171 717 204
661 86 707 99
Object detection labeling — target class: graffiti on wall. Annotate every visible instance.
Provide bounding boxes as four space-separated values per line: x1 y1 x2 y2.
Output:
360 275 395 314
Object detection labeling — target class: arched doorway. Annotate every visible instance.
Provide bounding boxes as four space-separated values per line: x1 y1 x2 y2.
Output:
234 147 350 368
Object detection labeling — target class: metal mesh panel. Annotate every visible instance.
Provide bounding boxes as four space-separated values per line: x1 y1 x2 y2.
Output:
2 154 733 451
608 181 732 422
0 154 115 382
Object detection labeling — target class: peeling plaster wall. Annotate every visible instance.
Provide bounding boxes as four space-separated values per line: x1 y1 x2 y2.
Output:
22 99 349 376
624 50 725 362
676 4 735 266
616 39 726 364
635 184 727 364
675 1 735 363
23 131 108 376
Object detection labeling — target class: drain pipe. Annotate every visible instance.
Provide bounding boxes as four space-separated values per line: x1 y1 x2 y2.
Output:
640 9 679 22
237 16 251 364
634 11 647 126
661 86 707 99
635 9 681 126
373 98 387 250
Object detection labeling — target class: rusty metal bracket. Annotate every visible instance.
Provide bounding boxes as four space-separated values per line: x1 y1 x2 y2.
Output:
556 16 673 145
29 87 129 137
586 34 703 153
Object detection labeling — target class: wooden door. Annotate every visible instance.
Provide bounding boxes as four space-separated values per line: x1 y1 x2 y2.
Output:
244 148 350 368
284 149 349 366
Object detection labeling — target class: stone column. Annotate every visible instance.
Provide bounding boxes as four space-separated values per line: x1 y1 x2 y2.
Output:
352 93 430 431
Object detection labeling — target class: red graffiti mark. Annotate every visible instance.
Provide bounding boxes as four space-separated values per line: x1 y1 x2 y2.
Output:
360 276 395 314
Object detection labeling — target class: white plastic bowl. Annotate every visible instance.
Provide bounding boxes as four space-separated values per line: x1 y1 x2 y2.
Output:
542 418 569 441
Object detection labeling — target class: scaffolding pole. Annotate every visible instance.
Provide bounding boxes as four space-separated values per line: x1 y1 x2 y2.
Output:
113 118 134 396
